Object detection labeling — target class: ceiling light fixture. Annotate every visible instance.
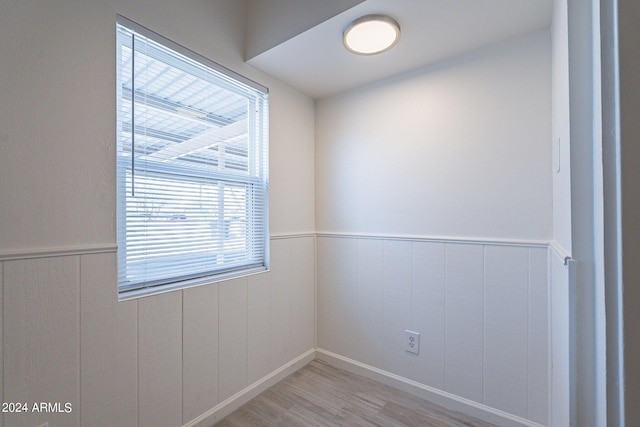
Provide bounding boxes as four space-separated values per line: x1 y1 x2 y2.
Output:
343 14 401 55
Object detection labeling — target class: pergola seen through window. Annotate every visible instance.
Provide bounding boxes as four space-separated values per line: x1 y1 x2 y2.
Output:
116 16 269 298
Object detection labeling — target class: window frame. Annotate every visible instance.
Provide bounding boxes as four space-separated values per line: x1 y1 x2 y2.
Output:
116 15 269 300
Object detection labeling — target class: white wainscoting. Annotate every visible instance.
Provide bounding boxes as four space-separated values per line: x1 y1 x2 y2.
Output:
0 235 315 427
316 234 549 426
548 242 575 427
2 233 550 427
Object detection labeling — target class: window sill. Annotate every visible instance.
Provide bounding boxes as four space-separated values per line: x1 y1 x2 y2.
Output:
118 265 269 301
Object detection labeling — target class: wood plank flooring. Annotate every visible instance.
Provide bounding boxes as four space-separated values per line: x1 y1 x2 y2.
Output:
214 360 497 426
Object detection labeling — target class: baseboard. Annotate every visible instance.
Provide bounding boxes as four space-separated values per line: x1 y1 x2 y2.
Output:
315 349 545 427
183 349 315 427
183 348 545 427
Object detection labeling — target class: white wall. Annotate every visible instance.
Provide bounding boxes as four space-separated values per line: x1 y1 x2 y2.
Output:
315 31 552 426
0 0 315 252
552 0 573 253
244 0 364 59
549 1 574 425
565 0 606 424
0 1 316 427
316 31 552 242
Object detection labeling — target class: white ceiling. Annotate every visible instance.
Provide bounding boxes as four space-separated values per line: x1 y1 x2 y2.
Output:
248 0 553 99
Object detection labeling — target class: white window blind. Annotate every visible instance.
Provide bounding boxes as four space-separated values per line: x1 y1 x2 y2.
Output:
116 16 269 297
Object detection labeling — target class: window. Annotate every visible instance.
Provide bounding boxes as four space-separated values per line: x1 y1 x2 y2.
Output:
116 16 269 298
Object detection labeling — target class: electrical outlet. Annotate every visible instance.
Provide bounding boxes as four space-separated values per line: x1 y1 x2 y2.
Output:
405 330 420 354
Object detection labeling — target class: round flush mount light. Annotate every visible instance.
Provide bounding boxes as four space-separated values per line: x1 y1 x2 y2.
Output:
343 14 401 55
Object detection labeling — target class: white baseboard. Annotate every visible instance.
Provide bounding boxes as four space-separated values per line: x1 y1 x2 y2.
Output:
183 349 315 427
183 348 545 427
315 349 545 427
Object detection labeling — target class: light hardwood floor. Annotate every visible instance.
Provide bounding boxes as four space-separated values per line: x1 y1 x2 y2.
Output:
215 360 497 426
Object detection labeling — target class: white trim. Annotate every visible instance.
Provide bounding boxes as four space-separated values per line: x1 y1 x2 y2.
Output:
600 0 625 424
0 233 315 262
315 349 545 427
270 233 315 240
316 232 549 248
549 240 572 261
0 233 549 262
118 266 269 302
0 244 117 261
183 349 315 427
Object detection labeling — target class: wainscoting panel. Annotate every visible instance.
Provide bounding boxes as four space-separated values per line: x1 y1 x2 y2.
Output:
138 290 183 427
270 240 294 369
80 253 138 427
355 238 384 368
248 272 273 384
382 240 413 380
218 278 249 402
528 247 549 424
183 282 220 424
3 256 80 427
410 241 446 391
549 245 574 427
316 237 358 359
316 235 549 426
290 237 315 357
483 245 529 417
445 243 485 403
